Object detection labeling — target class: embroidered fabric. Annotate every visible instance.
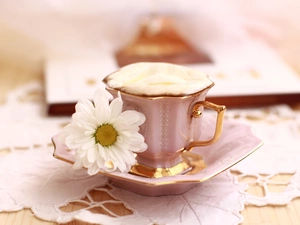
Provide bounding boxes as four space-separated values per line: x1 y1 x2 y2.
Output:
0 81 300 225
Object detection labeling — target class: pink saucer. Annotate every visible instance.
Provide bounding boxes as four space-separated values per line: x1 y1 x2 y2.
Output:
52 119 263 196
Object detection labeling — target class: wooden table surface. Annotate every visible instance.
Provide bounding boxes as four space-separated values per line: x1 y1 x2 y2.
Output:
0 60 300 225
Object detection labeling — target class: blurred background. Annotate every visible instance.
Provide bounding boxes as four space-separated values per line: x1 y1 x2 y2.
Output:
1 0 300 68
0 0 300 109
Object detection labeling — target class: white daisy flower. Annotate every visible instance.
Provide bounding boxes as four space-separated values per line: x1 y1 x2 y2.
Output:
60 88 147 175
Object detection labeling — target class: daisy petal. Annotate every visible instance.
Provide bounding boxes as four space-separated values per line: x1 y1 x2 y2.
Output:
87 163 100 175
96 154 105 168
87 146 98 163
97 144 108 161
93 89 111 108
129 133 148 152
95 99 111 124
114 145 136 165
108 146 129 172
82 155 93 168
118 111 146 126
109 96 123 119
75 99 95 117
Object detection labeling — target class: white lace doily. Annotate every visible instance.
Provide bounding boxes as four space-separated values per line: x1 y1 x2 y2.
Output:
1 81 300 225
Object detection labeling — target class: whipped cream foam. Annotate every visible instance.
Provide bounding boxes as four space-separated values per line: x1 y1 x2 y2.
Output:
104 62 213 96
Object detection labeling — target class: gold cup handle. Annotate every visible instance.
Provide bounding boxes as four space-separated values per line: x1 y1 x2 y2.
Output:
187 101 226 150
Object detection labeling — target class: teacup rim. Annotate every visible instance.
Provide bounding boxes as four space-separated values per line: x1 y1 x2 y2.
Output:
103 82 215 100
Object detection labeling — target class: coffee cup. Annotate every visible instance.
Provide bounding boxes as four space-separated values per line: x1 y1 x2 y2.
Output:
103 62 226 178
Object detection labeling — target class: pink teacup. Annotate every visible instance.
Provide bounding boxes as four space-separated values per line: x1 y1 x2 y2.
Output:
103 62 226 178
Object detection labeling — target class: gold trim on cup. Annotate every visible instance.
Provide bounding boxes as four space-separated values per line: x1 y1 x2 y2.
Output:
129 151 207 178
188 101 226 150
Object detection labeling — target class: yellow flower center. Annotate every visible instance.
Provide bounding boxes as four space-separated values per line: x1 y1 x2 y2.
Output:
95 124 118 146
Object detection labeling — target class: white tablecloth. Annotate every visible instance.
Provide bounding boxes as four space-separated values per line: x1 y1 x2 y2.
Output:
0 81 299 225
